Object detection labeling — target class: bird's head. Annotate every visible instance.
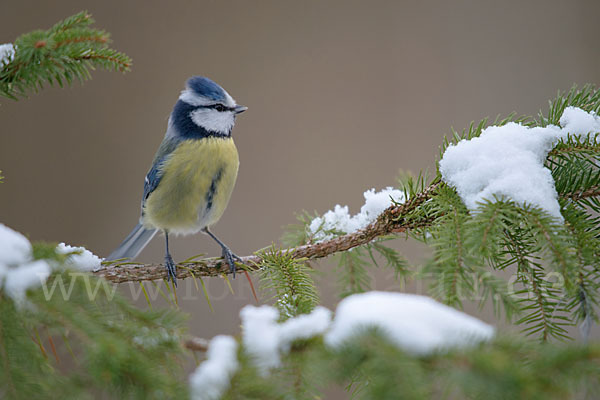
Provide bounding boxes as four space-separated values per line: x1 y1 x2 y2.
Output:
171 76 247 138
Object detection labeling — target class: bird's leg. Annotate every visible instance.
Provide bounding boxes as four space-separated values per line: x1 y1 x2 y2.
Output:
164 231 177 287
202 227 241 277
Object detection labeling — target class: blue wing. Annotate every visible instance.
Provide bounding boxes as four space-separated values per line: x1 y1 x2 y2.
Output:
142 161 164 202
141 137 181 214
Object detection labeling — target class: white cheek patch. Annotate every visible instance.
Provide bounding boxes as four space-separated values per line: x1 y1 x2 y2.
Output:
190 108 235 134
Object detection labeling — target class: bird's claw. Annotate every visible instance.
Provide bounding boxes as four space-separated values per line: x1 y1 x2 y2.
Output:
165 254 178 287
221 247 240 277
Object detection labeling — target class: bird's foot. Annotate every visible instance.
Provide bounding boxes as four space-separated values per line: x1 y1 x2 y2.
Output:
221 246 241 277
164 254 178 287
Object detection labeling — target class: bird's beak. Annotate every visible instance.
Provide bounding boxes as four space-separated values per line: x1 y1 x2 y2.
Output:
234 105 248 114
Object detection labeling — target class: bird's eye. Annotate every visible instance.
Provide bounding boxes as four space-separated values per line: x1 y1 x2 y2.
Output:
214 104 226 112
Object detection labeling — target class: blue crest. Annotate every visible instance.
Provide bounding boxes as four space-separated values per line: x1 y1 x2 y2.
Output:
187 76 227 102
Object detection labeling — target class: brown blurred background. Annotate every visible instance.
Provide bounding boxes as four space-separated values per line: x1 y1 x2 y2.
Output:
1 0 599 389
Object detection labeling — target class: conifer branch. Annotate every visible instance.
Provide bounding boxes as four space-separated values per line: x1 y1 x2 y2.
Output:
564 184 600 201
548 143 600 156
184 337 209 352
0 11 131 100
94 182 441 283
94 178 600 284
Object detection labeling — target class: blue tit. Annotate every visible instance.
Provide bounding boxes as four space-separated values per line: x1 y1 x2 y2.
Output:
106 76 247 285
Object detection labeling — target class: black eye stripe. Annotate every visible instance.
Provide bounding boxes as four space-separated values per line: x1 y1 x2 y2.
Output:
202 104 232 112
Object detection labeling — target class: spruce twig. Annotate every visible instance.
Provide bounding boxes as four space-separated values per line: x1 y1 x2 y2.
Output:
184 337 209 352
0 11 131 100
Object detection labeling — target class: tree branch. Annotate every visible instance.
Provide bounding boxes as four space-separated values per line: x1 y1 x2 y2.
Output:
93 182 441 283
563 184 600 201
548 144 600 156
184 336 209 352
92 180 600 284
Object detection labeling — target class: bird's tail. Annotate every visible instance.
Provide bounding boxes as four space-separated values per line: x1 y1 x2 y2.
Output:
106 223 157 261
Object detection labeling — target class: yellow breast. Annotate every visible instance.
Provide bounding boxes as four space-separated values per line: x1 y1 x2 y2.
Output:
142 137 239 234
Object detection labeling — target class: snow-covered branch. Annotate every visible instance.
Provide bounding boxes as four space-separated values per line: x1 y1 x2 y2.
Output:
93 182 440 283
93 172 600 284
